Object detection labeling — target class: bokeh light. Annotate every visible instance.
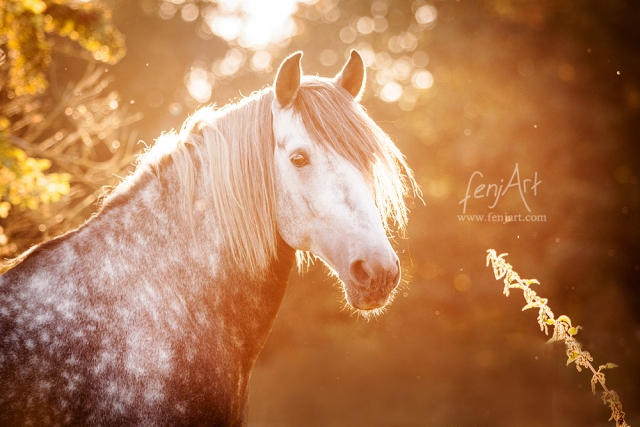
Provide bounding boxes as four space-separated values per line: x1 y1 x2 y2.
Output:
185 66 215 103
202 0 309 49
415 4 438 27
380 81 402 102
157 0 442 107
411 69 434 89
250 50 272 72
319 49 338 66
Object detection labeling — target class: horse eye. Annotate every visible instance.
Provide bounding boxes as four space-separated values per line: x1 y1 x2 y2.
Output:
289 153 309 167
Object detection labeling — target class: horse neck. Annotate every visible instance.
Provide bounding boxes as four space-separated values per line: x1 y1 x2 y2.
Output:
93 157 296 362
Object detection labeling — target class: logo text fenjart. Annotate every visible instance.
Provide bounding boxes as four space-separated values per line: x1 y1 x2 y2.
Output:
459 163 541 214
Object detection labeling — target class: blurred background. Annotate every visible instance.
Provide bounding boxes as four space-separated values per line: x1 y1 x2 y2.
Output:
1 0 639 425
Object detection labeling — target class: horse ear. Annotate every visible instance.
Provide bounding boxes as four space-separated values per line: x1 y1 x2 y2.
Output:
335 50 366 101
274 51 303 108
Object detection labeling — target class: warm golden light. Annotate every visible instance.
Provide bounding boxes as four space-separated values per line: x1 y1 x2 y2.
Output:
203 0 312 49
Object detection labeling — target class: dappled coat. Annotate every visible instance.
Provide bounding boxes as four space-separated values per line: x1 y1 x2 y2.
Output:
0 51 415 426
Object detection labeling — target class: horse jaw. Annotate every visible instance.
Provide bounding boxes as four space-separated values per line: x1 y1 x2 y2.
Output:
272 107 400 313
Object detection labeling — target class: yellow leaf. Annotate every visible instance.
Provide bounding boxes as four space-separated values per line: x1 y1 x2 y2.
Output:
0 201 11 218
59 182 70 194
23 0 47 14
566 350 580 364
60 20 75 36
522 302 536 311
27 198 38 210
0 117 10 131
568 326 581 336
556 315 571 323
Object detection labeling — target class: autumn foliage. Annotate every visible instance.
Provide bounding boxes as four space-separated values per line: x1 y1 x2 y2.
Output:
0 0 135 259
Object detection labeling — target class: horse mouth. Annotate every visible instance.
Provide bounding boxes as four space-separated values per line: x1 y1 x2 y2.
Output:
342 279 399 311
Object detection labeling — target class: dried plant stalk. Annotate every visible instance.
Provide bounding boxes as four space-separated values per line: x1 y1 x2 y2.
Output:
486 249 630 427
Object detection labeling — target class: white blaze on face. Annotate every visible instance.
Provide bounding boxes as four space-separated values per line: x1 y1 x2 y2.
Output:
272 106 400 311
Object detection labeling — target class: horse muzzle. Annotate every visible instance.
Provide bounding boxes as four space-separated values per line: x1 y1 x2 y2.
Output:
344 255 401 310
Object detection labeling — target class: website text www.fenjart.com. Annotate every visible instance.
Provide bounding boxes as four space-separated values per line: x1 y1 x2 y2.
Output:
457 212 547 224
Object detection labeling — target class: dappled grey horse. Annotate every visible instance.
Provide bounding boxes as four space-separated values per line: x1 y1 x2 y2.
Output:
0 51 416 426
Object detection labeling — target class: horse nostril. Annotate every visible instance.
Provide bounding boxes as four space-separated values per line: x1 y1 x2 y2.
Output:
350 259 372 286
389 259 401 287
350 258 400 290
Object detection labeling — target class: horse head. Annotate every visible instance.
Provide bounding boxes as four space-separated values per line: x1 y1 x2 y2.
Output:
271 51 410 313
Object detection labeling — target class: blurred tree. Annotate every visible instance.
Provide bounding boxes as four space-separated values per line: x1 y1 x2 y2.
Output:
0 0 138 263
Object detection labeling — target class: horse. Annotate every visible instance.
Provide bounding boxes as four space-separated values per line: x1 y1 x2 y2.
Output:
0 50 417 426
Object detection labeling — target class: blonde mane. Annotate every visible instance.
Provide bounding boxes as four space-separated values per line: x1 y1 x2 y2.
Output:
137 78 417 278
